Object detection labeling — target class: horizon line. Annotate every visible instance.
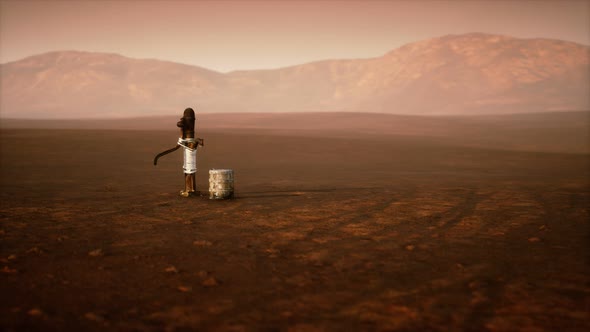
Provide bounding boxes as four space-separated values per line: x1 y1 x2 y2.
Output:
2 109 589 122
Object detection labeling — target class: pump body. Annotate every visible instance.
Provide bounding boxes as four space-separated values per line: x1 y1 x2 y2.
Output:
154 108 204 197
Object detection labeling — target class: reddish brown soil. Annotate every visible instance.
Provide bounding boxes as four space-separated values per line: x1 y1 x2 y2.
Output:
1 127 589 331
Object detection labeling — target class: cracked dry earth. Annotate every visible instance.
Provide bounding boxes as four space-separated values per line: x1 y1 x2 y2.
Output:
1 129 589 331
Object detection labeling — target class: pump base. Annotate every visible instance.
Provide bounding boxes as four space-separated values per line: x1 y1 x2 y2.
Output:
179 190 198 197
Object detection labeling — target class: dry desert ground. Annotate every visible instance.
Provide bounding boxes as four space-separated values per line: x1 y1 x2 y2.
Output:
1 112 589 331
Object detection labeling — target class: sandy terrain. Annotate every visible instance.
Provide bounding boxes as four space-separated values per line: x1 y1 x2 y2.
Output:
1 113 589 331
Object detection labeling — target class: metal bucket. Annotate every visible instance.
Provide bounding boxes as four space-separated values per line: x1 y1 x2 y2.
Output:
209 169 234 199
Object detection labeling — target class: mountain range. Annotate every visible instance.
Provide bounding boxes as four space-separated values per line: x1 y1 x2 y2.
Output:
1 33 588 118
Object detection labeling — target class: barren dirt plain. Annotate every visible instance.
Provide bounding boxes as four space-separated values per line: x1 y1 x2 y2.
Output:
1 112 589 331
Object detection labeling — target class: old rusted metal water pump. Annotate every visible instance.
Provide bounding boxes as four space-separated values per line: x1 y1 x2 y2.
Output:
154 108 204 197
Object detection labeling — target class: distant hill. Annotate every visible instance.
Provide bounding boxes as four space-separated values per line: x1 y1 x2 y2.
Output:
1 33 588 118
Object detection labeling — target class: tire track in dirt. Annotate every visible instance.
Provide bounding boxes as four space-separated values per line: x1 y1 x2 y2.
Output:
356 188 509 331
335 186 418 230
430 189 479 235
462 186 589 331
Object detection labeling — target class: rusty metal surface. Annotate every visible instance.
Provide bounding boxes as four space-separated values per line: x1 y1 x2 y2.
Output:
177 108 195 139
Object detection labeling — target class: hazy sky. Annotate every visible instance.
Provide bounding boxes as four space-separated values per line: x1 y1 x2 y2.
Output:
1 0 588 72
